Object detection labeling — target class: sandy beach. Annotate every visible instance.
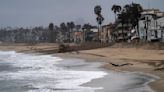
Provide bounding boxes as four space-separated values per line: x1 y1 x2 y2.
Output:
0 43 164 92
55 48 164 92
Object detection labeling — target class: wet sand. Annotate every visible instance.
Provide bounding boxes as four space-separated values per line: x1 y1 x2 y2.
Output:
55 50 164 92
83 71 158 92
0 43 163 92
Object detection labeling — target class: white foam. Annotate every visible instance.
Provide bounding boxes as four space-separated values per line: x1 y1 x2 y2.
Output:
0 51 107 92
0 51 158 92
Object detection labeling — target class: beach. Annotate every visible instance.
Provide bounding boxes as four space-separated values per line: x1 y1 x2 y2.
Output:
0 43 163 92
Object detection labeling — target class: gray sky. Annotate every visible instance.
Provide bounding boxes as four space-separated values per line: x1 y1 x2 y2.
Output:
0 0 164 28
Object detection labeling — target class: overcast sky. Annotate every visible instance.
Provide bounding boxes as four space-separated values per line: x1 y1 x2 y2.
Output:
0 0 164 28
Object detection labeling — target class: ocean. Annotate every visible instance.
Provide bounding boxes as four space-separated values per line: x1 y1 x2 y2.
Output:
0 51 158 92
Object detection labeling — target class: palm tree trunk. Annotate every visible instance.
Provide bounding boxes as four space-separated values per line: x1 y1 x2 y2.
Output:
83 29 85 43
69 29 71 43
162 29 164 42
98 24 100 42
54 31 56 43
115 13 117 21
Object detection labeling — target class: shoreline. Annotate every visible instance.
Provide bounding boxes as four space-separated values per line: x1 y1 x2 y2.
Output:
54 54 159 92
0 44 163 92
0 50 158 92
54 52 162 92
82 70 159 92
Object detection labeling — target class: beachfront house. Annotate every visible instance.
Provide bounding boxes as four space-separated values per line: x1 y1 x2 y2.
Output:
73 31 84 44
138 9 164 42
82 27 99 42
157 16 164 42
100 24 113 43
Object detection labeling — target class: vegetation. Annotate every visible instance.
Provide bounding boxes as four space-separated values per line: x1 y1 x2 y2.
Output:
2 2 162 44
110 3 143 42
0 21 83 43
82 23 95 41
48 23 55 43
120 3 143 36
94 5 104 41
67 22 75 42
111 5 122 21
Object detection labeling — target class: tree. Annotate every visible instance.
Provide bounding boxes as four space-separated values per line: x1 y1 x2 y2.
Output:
94 5 104 25
69 22 75 30
67 22 71 42
124 4 130 12
82 23 92 30
60 22 67 42
82 23 93 42
94 5 104 41
111 5 122 21
124 3 143 38
75 25 81 31
130 3 143 37
94 5 102 16
117 3 143 41
48 23 55 43
60 22 67 33
67 21 75 42
54 25 60 42
119 10 127 41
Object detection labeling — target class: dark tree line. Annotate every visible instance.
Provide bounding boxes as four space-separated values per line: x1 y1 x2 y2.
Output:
48 22 81 43
0 27 50 43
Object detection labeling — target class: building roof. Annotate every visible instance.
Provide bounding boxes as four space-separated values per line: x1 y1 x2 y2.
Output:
143 9 160 12
102 23 112 27
142 9 164 18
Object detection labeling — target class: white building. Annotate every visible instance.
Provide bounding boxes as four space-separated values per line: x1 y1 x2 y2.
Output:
139 9 164 42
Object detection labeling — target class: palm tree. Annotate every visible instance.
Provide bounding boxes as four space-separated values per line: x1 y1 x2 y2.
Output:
94 5 102 16
96 15 104 26
111 5 122 21
60 22 67 33
124 4 130 12
129 3 143 38
118 10 127 41
48 23 54 43
67 22 75 42
94 5 104 41
94 5 104 25
75 25 81 31
60 22 67 42
67 22 71 42
54 25 60 42
117 3 143 41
